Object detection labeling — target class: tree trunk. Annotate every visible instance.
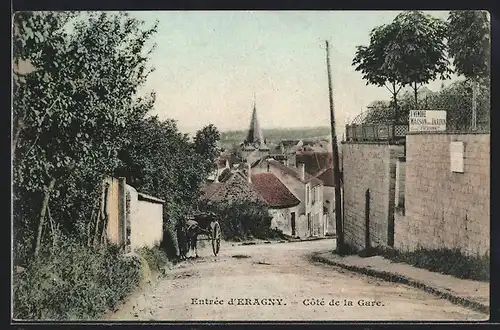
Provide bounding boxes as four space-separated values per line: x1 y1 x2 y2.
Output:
392 83 399 123
34 178 56 258
12 117 25 160
414 82 419 110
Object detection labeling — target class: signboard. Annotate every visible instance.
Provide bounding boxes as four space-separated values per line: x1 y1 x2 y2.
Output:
409 110 447 132
450 141 464 173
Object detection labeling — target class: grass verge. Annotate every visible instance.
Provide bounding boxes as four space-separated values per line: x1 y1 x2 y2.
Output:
13 239 141 320
377 247 489 282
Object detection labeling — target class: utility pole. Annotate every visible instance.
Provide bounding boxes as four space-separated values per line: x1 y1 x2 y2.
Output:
325 40 345 254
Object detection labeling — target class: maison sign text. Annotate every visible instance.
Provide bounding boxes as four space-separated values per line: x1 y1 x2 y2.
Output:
409 110 447 132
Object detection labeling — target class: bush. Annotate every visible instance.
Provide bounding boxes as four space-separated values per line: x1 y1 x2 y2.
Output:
137 246 170 273
201 200 273 241
12 238 141 320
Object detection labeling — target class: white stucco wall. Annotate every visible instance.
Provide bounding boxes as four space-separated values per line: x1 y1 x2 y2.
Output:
132 200 163 249
305 183 325 237
126 185 164 251
269 205 300 236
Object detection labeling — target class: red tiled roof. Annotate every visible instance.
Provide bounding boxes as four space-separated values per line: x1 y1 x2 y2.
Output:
200 172 265 204
251 173 300 209
315 167 335 187
267 159 323 187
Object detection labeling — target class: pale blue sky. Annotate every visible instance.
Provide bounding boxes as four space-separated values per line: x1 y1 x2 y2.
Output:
130 10 458 136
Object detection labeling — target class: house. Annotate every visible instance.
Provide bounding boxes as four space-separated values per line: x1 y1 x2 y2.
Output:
250 172 301 237
251 158 325 237
200 169 265 204
280 139 301 153
296 151 333 176
314 167 336 235
279 140 300 167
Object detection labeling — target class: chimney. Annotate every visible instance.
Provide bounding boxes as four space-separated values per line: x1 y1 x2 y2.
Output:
225 159 230 169
215 168 219 183
300 163 305 181
247 163 252 184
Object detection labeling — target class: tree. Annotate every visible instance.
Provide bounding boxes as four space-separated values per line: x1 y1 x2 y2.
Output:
194 124 221 174
447 10 490 129
353 23 404 121
353 11 451 117
116 117 221 230
384 11 450 109
13 11 158 262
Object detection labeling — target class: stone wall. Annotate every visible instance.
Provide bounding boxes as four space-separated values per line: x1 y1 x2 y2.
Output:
341 142 404 251
394 133 490 257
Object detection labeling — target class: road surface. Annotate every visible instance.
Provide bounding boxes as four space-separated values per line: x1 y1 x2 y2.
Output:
106 239 487 321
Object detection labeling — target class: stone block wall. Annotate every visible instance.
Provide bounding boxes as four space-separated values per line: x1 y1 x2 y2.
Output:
341 142 404 251
394 133 490 257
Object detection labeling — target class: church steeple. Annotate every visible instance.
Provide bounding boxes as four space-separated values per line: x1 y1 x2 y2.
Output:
244 94 268 150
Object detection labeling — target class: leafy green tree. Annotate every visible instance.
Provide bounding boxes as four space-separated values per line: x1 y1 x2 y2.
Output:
384 11 450 109
353 23 405 120
448 10 490 79
353 11 450 117
116 117 221 224
447 10 490 129
194 124 220 173
13 11 158 263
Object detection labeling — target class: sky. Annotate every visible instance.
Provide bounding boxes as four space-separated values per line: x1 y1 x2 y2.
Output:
129 10 458 136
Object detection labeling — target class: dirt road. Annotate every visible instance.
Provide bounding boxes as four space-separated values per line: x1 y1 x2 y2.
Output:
106 239 487 321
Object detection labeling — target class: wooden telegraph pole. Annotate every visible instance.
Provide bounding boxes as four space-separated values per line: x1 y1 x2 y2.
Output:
325 40 345 253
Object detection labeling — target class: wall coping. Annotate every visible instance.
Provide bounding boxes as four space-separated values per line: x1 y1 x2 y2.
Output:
137 192 165 204
406 131 490 136
341 141 405 146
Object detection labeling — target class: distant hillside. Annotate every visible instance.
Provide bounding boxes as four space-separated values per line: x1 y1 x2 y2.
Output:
218 126 332 149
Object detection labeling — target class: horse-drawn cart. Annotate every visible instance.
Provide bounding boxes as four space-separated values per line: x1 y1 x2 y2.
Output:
180 211 221 257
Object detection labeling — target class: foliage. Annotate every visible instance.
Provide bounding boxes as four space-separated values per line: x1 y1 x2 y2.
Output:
362 79 490 131
137 246 170 273
447 10 490 80
426 79 490 130
13 11 158 264
12 238 141 320
199 199 272 241
353 11 450 112
194 124 221 174
115 116 220 226
385 11 450 104
353 22 404 103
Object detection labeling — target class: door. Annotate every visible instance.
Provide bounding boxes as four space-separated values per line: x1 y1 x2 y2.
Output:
291 212 296 236
307 213 312 236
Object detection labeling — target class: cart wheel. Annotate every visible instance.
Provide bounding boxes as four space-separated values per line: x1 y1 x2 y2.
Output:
211 221 221 256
